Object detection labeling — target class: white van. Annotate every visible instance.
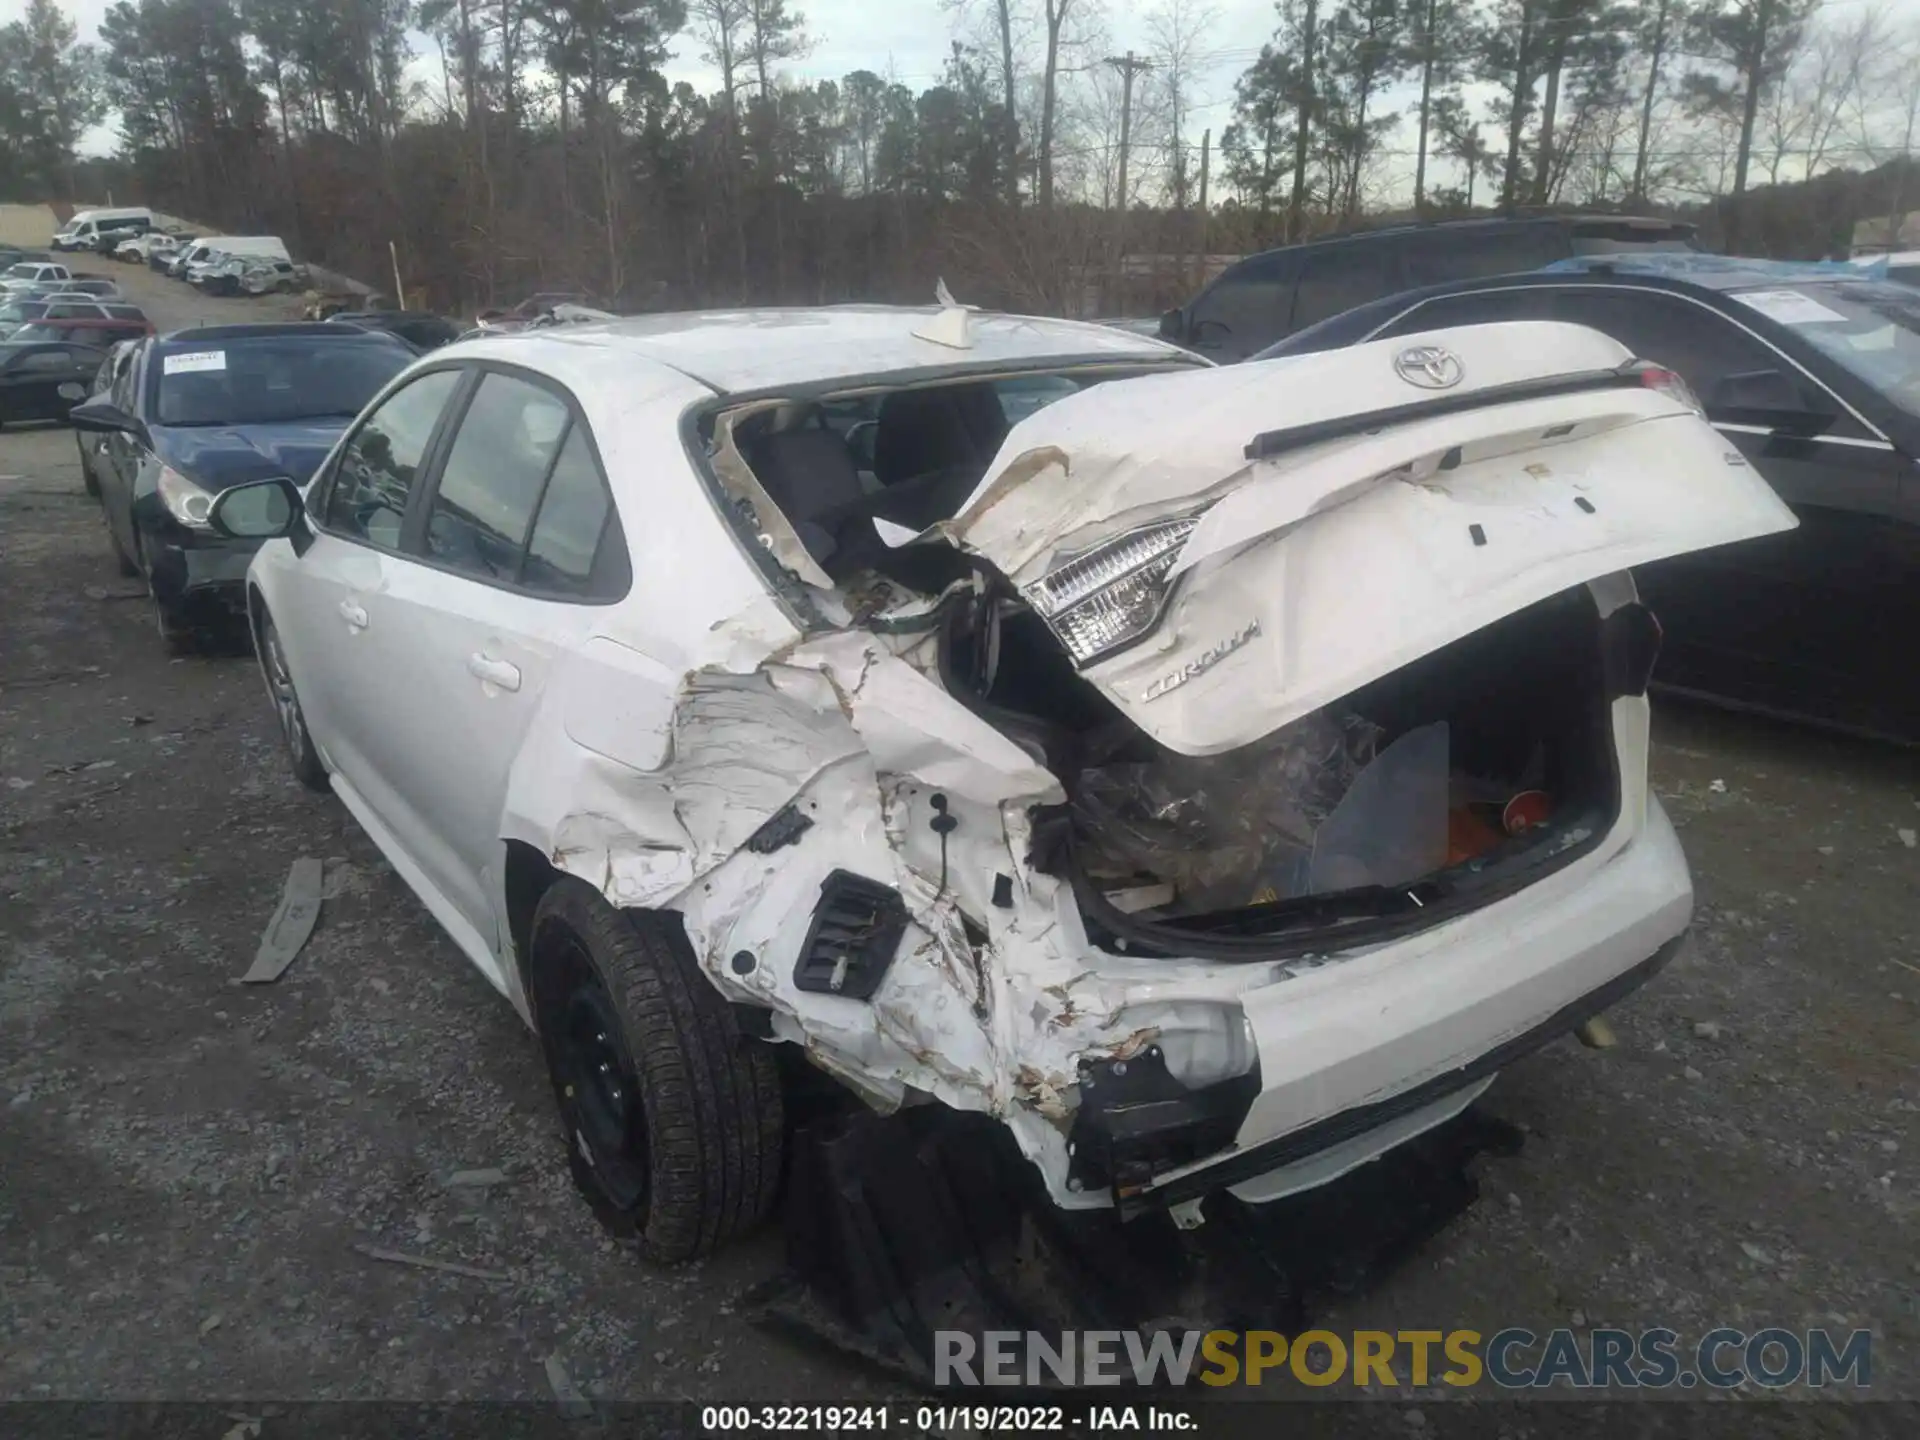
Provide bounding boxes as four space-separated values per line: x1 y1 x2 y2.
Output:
199 236 290 264
52 208 154 252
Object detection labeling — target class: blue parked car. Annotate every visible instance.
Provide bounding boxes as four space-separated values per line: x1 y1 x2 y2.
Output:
68 322 416 653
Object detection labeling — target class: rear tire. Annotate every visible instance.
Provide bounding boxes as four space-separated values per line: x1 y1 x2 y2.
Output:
529 882 784 1264
257 608 329 792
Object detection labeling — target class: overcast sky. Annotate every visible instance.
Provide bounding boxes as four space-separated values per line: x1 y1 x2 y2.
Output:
63 0 1278 160
61 0 1920 198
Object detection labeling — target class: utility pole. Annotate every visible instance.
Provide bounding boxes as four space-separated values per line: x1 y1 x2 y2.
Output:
1196 129 1211 292
1106 50 1153 313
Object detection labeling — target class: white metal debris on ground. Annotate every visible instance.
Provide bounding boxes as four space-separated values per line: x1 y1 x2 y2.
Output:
238 857 323 984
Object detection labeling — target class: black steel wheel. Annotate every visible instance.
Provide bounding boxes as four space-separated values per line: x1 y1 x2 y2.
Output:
529 881 784 1263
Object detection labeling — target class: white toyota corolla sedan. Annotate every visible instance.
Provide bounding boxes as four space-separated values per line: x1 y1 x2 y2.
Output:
208 304 1795 1261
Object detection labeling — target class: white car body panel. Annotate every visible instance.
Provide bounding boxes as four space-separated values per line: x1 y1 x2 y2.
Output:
247 308 1761 1214
942 323 1797 755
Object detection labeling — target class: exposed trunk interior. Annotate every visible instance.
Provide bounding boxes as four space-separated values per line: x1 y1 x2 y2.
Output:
939 582 1622 958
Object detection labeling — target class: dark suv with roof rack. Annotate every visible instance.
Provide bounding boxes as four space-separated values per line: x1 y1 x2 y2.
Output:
1159 213 1699 362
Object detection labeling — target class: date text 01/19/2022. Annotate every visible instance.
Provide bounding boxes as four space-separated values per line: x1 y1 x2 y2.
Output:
699 1405 1198 1433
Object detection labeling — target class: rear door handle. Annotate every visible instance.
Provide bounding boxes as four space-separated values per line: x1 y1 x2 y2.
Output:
338 599 369 629
467 652 522 692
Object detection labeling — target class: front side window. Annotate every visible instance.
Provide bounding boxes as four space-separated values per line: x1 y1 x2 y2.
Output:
1188 251 1299 352
425 373 571 583
18 350 74 371
1729 280 1920 422
111 345 140 410
323 369 462 550
1546 289 1776 389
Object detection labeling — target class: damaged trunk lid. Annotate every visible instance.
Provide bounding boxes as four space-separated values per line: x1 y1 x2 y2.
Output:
940 321 1798 756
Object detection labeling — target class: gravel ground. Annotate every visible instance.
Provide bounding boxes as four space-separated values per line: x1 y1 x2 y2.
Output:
1 264 1916 1416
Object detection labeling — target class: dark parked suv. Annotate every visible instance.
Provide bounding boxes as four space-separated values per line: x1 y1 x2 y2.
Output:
1160 213 1698 361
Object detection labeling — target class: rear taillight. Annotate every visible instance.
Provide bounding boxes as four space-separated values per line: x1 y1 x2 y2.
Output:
1626 360 1704 415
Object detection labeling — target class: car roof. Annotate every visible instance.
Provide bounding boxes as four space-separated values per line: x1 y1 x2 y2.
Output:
155 322 401 344
0 339 103 354
1536 252 1869 290
435 305 1191 394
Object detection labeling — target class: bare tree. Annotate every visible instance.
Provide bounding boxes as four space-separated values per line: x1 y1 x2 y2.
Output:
1847 11 1920 245
1038 0 1096 208
944 0 1026 204
1144 0 1217 211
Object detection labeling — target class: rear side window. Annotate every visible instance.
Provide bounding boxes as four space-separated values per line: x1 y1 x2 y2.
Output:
425 373 571 582
1293 242 1397 330
324 369 462 550
1403 226 1567 288
523 429 614 595
18 350 75 371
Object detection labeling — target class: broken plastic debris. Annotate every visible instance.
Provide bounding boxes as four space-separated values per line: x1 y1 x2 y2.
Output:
1898 828 1917 849
1073 708 1382 910
351 1242 511 1282
544 1353 592 1418
1306 722 1450 895
238 858 323 984
444 1169 501 1193
1708 778 1727 793
1575 1017 1617 1049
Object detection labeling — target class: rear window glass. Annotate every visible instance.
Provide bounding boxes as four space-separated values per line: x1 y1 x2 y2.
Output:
152 339 411 427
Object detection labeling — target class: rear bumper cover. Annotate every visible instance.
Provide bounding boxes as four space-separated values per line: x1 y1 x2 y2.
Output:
1075 795 1692 1215
1108 931 1682 1215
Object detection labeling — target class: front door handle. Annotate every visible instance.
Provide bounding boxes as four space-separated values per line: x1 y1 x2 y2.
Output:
467 652 521 692
338 599 369 629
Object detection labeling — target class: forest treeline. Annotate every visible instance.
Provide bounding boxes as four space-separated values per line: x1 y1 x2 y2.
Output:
4 0 1920 311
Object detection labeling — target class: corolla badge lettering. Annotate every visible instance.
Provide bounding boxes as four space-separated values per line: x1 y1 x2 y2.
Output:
1141 619 1262 701
1393 344 1465 389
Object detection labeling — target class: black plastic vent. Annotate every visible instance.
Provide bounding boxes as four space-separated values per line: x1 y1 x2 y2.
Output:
792 871 910 1001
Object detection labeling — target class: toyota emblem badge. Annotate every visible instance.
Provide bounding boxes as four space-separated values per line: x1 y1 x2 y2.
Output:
1393 344 1465 389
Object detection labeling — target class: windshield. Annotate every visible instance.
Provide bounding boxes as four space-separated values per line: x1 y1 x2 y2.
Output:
6 265 39 279
153 339 412 427
1732 281 1920 417
0 301 45 323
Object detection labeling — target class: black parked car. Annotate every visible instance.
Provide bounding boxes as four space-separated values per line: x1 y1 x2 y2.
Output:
68 323 416 652
1161 213 1698 361
325 310 464 351
0 340 108 429
75 342 138 498
1257 256 1920 743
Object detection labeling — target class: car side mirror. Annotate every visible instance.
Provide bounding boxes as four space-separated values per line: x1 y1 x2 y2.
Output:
1706 368 1838 434
67 399 139 437
208 477 304 541
1159 306 1186 341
